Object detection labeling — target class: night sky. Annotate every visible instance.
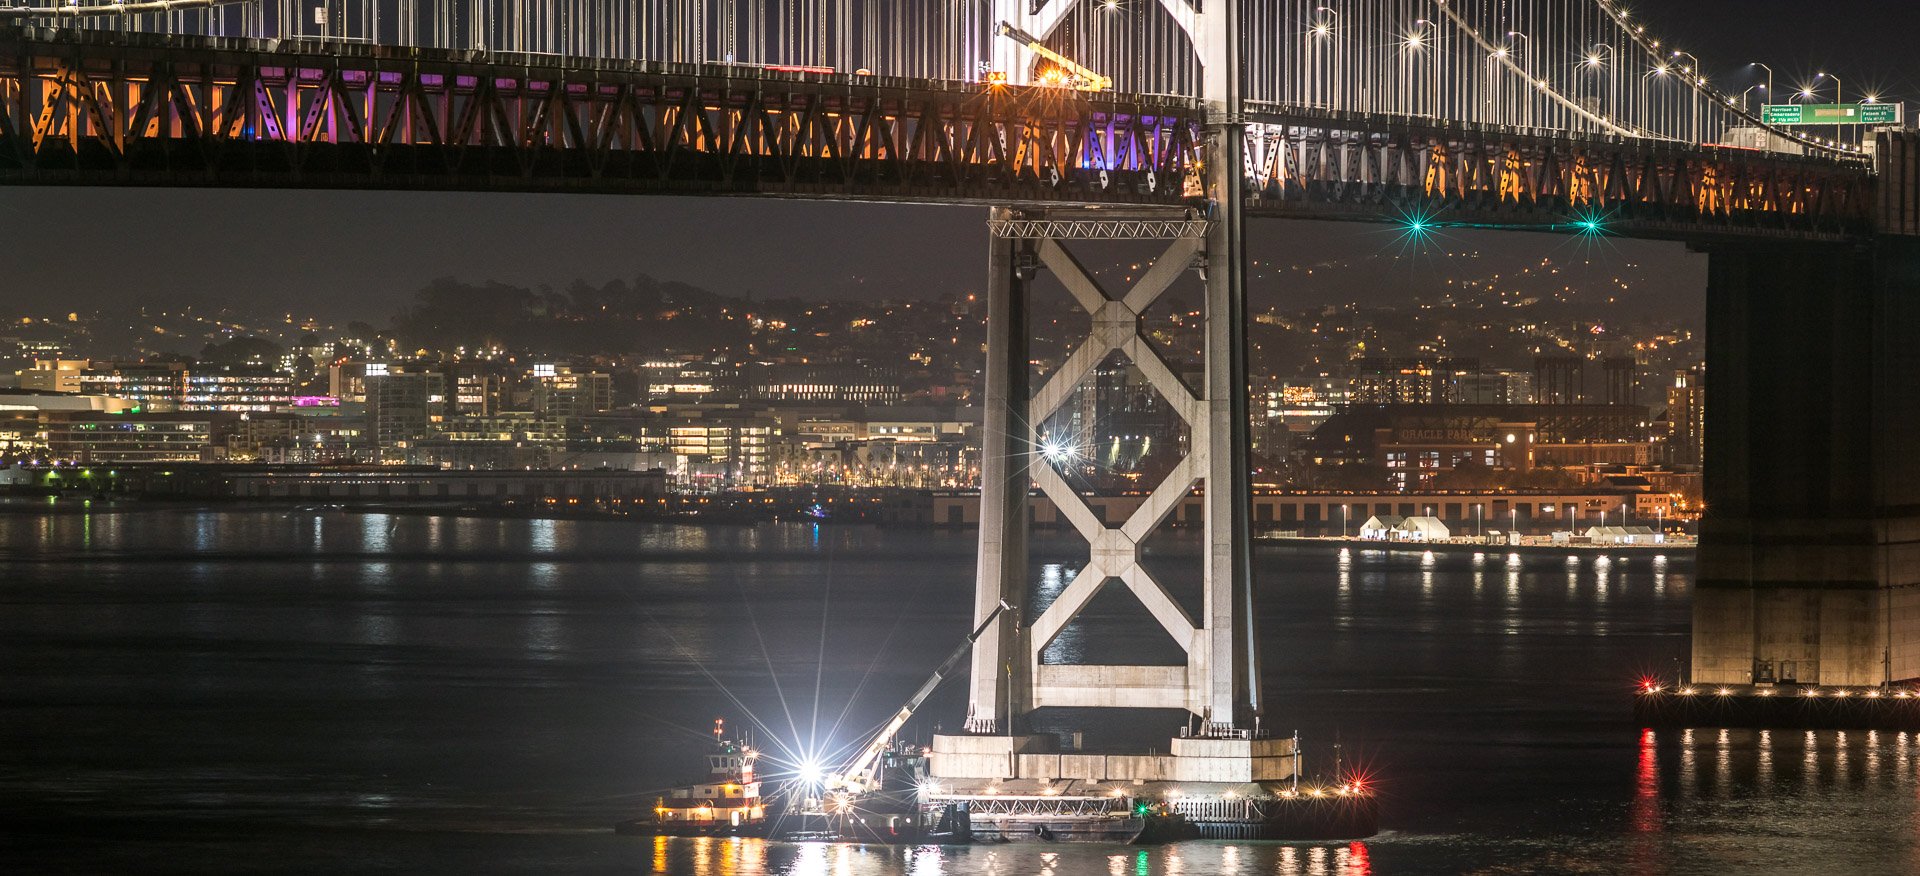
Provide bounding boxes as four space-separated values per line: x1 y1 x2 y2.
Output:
1 0 1914 322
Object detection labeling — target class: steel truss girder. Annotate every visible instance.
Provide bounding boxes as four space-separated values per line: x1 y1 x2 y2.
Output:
989 217 1212 239
0 26 1201 206
0 27 1884 240
1238 110 1876 240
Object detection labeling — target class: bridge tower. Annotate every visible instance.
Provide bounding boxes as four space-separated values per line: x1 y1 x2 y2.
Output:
1690 135 1920 689
933 0 1294 790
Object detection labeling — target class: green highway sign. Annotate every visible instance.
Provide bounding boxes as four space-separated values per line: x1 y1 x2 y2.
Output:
1761 102 1902 126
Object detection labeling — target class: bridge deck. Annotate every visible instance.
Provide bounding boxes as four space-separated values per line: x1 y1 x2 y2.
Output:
0 26 1885 241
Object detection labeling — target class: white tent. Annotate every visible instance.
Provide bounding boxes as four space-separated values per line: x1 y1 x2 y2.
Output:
1359 515 1404 540
1397 516 1451 542
1585 525 1646 545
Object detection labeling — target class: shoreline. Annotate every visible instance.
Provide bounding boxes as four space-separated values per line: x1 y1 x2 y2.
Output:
1256 534 1696 557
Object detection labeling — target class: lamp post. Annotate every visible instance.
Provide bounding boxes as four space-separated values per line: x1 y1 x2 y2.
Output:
1311 7 1337 108
1506 32 1534 127
1401 19 1436 116
1510 508 1517 544
1817 72 1846 144
1584 43 1616 125
1748 61 1775 109
1670 51 1704 141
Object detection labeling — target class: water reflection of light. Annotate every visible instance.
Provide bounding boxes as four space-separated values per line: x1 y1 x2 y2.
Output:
1716 728 1732 793
905 846 944 876
789 841 826 876
1758 729 1773 795
1680 728 1696 798
529 518 556 553
1633 728 1660 833
524 611 563 661
361 514 391 552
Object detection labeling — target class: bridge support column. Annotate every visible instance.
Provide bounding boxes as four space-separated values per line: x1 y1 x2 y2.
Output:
954 202 1260 739
1692 239 1920 687
964 207 1035 734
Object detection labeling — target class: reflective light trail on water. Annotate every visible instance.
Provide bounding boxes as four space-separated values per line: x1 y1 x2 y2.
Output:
6 508 1920 873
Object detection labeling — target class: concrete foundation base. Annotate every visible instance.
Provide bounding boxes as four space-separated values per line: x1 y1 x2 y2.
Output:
1691 241 1920 689
927 733 1298 784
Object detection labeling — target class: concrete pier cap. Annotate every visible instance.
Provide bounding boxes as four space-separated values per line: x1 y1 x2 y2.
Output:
928 733 1298 785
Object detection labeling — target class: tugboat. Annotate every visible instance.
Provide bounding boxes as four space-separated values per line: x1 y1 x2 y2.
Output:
615 719 776 836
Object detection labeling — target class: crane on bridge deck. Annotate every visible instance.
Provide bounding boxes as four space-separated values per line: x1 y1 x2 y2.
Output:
992 21 1113 92
820 599 1010 797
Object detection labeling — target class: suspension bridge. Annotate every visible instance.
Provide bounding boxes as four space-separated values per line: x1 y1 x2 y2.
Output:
1 1 1903 238
5 0 1920 833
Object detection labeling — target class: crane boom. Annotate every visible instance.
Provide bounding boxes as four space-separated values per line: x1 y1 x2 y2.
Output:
993 21 1114 92
827 600 1011 794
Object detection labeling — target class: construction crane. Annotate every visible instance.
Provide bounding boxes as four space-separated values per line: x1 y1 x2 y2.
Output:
992 21 1114 92
822 600 1012 796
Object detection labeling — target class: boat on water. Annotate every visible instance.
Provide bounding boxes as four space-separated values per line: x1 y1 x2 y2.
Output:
615 720 777 837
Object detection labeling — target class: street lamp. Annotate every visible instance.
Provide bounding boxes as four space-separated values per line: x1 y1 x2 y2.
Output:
1311 5 1336 36
1506 32 1534 126
1401 19 1437 116
1817 71 1842 105
1748 62 1775 107
1817 71 1849 145
1583 43 1617 124
1310 7 1337 108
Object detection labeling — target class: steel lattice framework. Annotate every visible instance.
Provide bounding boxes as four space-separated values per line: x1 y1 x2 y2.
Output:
0 26 1888 241
1241 110 1876 240
0 27 1199 205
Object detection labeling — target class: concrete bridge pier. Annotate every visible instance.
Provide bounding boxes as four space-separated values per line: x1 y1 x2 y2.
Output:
1692 236 1920 687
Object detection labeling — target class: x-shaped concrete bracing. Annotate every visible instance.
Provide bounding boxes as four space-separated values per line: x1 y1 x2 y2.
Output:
1026 234 1206 668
